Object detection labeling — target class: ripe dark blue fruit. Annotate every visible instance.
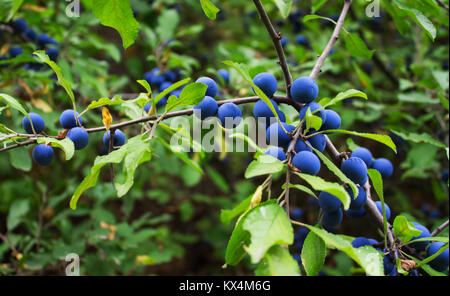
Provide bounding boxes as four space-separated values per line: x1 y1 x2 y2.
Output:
295 35 309 47
60 109 82 129
217 103 242 129
9 47 23 58
292 139 312 153
322 209 343 230
37 33 55 46
218 69 229 84
290 77 319 103
426 242 449 272
442 170 449 183
253 72 278 98
150 73 165 89
164 70 176 82
67 127 89 150
352 237 372 248
345 208 366 218
292 151 321 175
22 113 45 134
346 186 367 210
196 77 218 98
319 191 342 212
156 95 167 108
375 201 391 220
372 158 393 179
341 157 368 186
46 48 59 62
264 146 286 161
103 129 126 147
266 122 295 148
160 81 173 92
351 147 373 168
12 18 27 33
320 109 341 131
299 102 326 123
253 99 281 127
306 132 326 152
383 250 395 275
291 208 303 220
24 28 37 41
281 37 288 47
32 144 54 166
294 227 309 244
409 222 431 250
194 96 218 120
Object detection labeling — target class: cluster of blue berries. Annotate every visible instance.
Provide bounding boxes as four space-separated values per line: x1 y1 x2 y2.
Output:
188 70 244 130
143 67 184 110
1 18 60 71
21 110 126 166
257 72 340 180
352 219 449 275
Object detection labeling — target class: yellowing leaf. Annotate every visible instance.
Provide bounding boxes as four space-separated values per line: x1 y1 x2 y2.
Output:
102 107 112 131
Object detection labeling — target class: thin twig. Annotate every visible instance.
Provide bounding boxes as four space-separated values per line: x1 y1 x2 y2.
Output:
435 0 449 11
431 220 449 237
310 0 352 80
253 0 293 96
0 96 300 153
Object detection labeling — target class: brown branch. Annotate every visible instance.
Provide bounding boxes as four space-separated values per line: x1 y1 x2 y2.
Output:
435 0 449 11
252 0 293 96
431 220 449 237
310 0 352 80
0 96 300 153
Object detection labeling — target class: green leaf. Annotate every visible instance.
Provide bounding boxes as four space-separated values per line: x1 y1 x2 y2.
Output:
220 194 252 226
33 51 76 108
91 0 140 49
86 96 126 111
225 200 293 265
352 61 375 93
393 216 422 243
282 183 317 199
398 92 440 104
301 230 326 276
303 225 384 276
312 147 359 201
271 0 293 19
7 199 30 231
166 82 207 111
255 245 301 276
342 32 375 59
390 130 446 149
229 133 264 154
406 237 449 245
36 137 75 161
394 1 436 41
157 8 180 40
312 0 329 13
416 243 449 268
324 129 397 153
322 89 368 109
70 135 150 209
157 137 203 174
368 168 388 244
294 173 351 210
305 108 323 131
155 78 191 106
8 148 32 172
303 15 334 24
115 146 152 197
242 200 294 263
199 0 220 20
245 155 285 179
137 80 152 94
0 93 28 117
